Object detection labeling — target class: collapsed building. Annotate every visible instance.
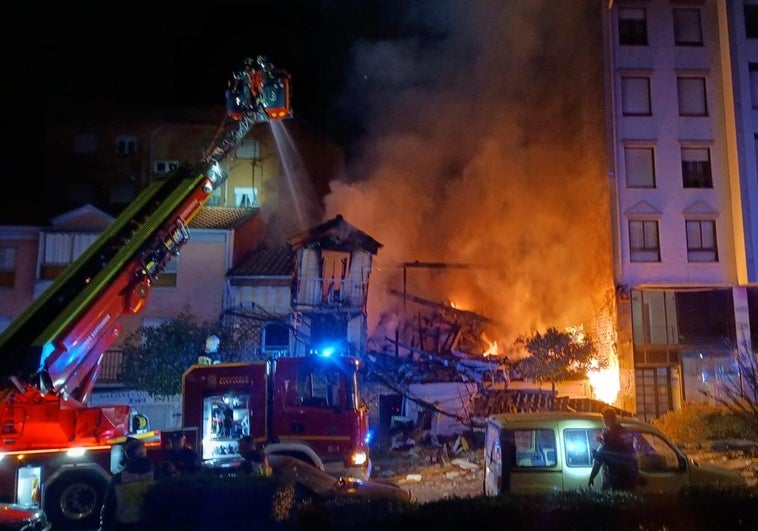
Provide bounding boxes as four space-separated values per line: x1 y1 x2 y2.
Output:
361 286 613 448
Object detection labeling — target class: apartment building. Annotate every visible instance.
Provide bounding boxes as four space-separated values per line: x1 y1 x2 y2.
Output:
2 107 280 322
604 1 758 421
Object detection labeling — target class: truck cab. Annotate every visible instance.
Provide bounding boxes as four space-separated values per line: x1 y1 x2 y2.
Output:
483 412 745 496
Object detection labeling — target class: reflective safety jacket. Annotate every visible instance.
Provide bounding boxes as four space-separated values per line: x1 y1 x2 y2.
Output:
99 458 155 531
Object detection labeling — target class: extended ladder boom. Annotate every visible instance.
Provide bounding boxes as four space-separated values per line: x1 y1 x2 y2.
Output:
0 57 291 406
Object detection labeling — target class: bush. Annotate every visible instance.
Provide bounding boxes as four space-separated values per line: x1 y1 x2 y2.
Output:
142 471 297 530
141 476 757 530
652 402 751 446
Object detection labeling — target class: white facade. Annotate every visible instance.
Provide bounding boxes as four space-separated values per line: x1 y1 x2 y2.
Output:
604 1 758 421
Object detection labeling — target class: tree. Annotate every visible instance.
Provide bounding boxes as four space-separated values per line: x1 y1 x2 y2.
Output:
119 306 251 396
699 339 758 440
512 327 605 406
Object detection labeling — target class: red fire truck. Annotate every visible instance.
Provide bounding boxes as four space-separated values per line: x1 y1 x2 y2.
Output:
180 356 371 480
0 57 296 530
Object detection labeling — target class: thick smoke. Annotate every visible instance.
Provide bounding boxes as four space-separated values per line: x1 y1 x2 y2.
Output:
323 1 614 352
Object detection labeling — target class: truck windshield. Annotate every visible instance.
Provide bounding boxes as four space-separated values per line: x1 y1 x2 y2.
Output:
292 361 358 411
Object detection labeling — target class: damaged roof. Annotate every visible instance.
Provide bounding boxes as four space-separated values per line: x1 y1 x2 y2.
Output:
287 214 383 254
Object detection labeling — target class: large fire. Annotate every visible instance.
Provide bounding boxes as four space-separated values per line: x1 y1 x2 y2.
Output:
319 2 618 405
482 323 621 404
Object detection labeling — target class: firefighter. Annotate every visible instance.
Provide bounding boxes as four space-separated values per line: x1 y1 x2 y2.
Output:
238 435 272 477
99 437 156 531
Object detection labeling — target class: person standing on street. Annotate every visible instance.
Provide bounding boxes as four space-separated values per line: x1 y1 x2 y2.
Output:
238 435 273 477
99 437 156 531
588 407 640 491
163 432 201 475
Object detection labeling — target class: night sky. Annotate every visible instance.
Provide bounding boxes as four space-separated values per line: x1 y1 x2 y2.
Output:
40 1 433 142
3 1 439 212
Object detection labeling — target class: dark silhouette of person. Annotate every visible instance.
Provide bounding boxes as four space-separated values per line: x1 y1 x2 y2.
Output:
588 407 640 490
163 432 201 475
238 435 272 477
99 437 155 531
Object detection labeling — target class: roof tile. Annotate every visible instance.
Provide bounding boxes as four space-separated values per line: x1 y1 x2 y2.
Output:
230 246 294 276
189 206 259 229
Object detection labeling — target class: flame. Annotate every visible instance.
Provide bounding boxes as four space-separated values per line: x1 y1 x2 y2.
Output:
483 340 499 358
566 325 586 344
480 332 500 358
588 358 620 404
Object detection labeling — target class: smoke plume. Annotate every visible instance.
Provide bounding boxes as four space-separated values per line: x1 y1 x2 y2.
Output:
323 1 614 353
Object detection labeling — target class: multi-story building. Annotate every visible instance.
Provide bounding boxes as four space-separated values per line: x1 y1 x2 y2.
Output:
604 1 758 421
37 104 334 222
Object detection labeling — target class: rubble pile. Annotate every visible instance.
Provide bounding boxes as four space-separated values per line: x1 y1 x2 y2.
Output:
373 442 484 504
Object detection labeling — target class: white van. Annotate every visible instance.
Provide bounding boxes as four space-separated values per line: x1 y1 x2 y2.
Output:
483 412 745 496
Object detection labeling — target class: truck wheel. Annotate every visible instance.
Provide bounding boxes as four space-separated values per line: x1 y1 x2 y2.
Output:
44 470 108 530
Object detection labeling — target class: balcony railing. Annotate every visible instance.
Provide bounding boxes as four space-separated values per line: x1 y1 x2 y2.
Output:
294 277 367 308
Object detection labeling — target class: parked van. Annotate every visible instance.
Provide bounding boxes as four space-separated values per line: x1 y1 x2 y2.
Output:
483 412 745 496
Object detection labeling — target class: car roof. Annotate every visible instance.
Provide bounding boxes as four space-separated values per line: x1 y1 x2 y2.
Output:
486 412 666 437
487 411 604 425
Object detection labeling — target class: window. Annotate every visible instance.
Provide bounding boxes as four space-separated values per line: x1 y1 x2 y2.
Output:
682 351 736 403
263 322 289 352
512 429 558 468
686 219 718 262
629 431 681 472
236 138 260 160
289 360 353 410
73 133 98 154
40 232 99 280
629 220 660 262
746 2 758 38
625 146 655 188
635 367 673 422
563 428 602 467
677 76 707 116
681 147 712 188
621 76 651 116
673 8 703 46
750 64 758 108
234 187 257 207
115 135 138 155
205 188 222 207
154 160 179 174
618 7 648 45
0 247 16 288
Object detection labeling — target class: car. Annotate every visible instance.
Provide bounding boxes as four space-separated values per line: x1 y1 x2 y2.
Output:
267 454 413 504
0 503 52 531
484 412 746 496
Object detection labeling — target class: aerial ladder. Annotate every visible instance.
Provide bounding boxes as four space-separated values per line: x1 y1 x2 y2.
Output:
0 56 291 530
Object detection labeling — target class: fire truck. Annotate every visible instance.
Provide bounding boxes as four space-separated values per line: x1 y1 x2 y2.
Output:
0 57 308 530
179 355 371 480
